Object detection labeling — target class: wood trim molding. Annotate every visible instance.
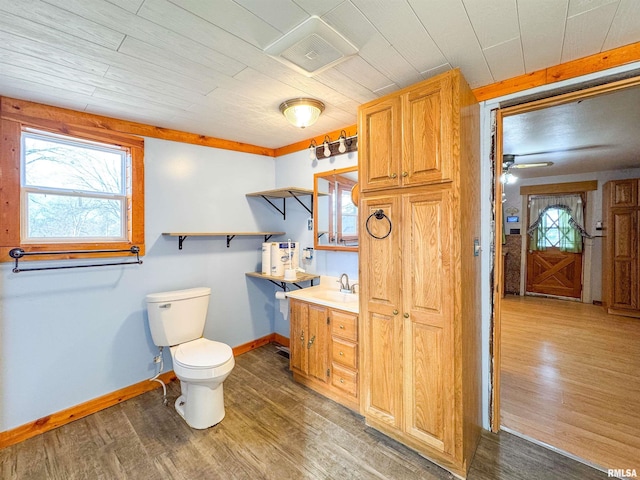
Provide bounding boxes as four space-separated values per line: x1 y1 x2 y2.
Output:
0 334 282 449
274 124 357 157
0 370 177 449
0 97 275 157
231 333 277 356
519 180 598 196
473 41 640 101
273 333 290 347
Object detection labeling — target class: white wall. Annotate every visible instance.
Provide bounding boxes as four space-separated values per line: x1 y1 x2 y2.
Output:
503 167 640 301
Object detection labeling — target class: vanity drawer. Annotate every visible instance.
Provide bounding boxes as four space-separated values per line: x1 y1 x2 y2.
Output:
331 310 358 341
332 337 357 369
332 364 357 397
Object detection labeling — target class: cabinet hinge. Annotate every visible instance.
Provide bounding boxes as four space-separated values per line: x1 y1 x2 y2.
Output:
327 368 330 377
327 316 330 324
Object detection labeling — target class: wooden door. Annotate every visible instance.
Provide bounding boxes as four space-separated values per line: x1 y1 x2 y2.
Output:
526 248 583 298
307 304 329 384
402 190 455 454
402 75 453 186
609 208 638 310
290 300 308 374
360 194 403 428
358 97 402 192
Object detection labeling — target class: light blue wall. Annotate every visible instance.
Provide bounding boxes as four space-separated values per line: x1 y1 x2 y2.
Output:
0 138 280 431
270 149 359 336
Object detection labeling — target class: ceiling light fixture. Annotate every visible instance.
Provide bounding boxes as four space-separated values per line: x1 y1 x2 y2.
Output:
279 98 325 128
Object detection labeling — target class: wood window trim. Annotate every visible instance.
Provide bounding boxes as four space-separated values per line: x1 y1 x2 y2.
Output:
0 110 145 262
519 180 597 196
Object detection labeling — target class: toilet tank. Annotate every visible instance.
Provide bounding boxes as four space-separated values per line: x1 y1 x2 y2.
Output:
145 287 211 346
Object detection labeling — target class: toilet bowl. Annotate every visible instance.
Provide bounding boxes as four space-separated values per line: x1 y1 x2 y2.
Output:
170 338 235 429
145 287 235 429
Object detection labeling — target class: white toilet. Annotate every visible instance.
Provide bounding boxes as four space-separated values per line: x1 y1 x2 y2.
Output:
145 287 235 429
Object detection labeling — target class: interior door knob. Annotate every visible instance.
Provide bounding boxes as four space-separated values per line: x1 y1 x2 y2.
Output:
403 313 409 318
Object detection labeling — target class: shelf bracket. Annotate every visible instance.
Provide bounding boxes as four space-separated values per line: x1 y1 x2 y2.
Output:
226 235 236 248
260 195 286 220
287 190 313 217
178 235 188 250
267 280 308 291
264 234 274 242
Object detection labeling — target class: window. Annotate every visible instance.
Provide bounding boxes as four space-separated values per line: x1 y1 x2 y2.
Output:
21 129 129 243
535 207 581 251
0 98 144 260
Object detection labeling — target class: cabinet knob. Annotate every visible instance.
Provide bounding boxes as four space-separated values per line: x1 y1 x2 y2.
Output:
403 313 409 318
300 329 304 343
402 171 408 177
339 324 345 329
390 173 397 179
339 351 344 356
340 378 345 383
393 309 399 315
307 335 316 348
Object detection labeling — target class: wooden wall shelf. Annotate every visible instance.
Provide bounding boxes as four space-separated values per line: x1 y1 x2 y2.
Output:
246 187 314 219
245 271 319 290
162 232 285 249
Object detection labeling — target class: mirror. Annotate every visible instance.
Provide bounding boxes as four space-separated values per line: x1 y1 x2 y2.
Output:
314 167 358 251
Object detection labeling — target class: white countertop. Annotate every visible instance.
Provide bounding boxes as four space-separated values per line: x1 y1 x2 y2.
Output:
285 276 359 314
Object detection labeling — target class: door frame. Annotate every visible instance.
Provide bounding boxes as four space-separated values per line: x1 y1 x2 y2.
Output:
490 74 640 433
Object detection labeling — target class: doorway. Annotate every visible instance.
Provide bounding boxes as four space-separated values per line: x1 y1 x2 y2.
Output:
491 76 640 471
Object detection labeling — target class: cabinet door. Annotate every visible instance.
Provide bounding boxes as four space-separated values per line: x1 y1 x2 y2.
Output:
289 300 308 374
610 179 638 207
307 304 330 384
359 97 402 192
610 208 638 310
402 75 453 186
402 190 455 454
360 195 403 428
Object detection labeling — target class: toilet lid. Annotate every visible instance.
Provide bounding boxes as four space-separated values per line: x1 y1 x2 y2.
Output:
174 338 233 369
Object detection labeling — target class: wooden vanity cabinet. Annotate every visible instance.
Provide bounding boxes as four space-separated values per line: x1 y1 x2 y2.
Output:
359 72 454 192
289 299 360 412
358 69 481 479
602 178 640 317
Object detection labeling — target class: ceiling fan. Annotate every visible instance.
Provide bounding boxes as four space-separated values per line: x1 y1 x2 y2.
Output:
502 144 608 170
502 153 553 170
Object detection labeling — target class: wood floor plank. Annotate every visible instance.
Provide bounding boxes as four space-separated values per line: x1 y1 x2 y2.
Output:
0 343 610 479
500 294 640 471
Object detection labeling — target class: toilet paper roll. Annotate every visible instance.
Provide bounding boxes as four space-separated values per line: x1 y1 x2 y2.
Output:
275 291 289 320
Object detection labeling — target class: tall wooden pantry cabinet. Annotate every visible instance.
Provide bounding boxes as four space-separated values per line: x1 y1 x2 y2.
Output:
358 69 481 478
602 178 640 317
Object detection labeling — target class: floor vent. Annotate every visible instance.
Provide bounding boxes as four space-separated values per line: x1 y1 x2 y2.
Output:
264 16 358 77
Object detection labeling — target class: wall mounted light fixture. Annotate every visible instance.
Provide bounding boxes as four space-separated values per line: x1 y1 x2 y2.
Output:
323 135 331 157
308 139 317 161
311 132 358 160
279 98 325 128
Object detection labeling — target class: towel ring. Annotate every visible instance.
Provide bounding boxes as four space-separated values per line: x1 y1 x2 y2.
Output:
366 209 392 239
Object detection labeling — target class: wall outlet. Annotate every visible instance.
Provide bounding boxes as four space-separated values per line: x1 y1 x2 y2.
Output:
153 355 162 364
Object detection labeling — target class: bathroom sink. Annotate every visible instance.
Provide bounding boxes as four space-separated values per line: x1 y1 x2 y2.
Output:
307 290 358 304
286 285 359 313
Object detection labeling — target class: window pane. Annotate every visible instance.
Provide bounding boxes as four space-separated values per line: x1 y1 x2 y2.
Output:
27 193 124 239
23 133 124 194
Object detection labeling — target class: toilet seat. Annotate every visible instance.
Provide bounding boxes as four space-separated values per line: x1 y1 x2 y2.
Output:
174 338 233 370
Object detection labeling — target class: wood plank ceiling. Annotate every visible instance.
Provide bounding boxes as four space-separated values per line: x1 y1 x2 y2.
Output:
0 0 639 149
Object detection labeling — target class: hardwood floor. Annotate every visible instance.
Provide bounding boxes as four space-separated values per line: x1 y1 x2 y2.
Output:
1 344 607 479
500 294 640 473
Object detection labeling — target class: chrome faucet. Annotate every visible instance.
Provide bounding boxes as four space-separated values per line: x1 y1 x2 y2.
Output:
339 273 350 293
